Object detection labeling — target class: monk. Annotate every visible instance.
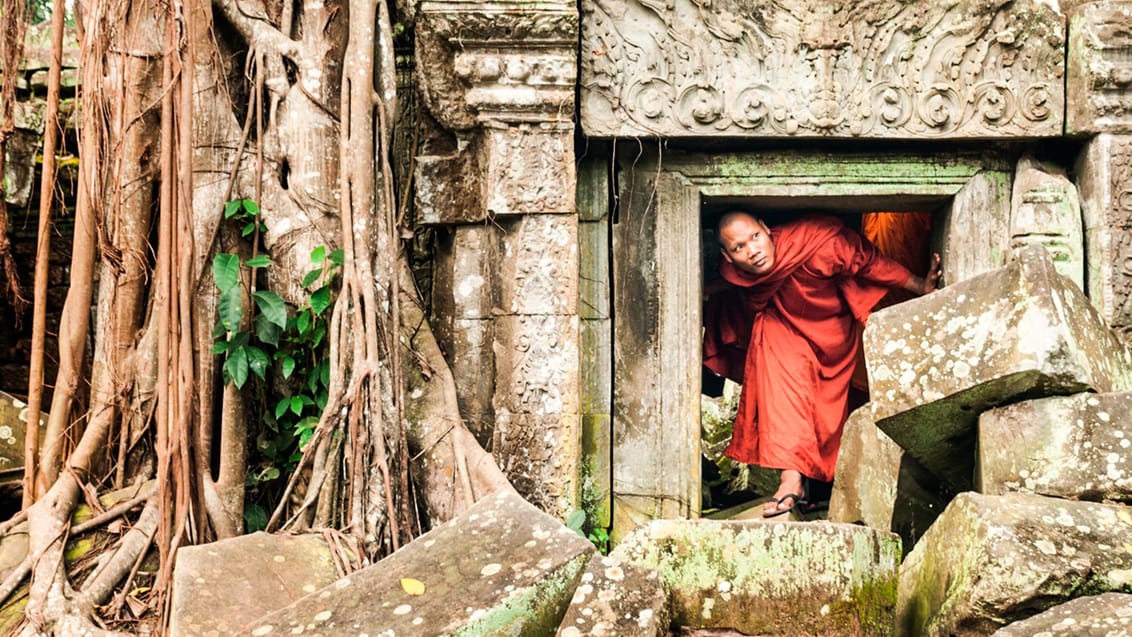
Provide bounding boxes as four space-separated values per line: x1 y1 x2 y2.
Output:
703 211 941 517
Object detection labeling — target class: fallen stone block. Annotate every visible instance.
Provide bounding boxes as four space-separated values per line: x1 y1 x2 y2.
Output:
169 531 339 637
979 391 1132 502
866 244 1132 491
556 554 668 636
828 406 947 553
0 390 46 483
991 592 1132 636
610 519 900 636
898 492 1132 636
239 490 593 636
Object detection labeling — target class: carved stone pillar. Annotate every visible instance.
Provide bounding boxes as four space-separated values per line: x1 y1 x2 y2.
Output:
1069 1 1132 342
415 0 581 516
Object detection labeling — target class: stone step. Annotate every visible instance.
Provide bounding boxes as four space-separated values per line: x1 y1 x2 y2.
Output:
610 518 901 636
865 244 1132 492
898 492 1132 636
236 490 594 636
979 391 1132 502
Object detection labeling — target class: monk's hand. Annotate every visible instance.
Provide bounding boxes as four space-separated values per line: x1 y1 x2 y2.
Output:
922 253 942 294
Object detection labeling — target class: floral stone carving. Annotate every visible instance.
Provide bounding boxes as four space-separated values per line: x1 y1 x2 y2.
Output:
581 0 1065 138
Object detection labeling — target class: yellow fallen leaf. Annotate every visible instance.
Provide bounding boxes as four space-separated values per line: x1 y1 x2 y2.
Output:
401 577 425 595
1120 510 1132 526
1124 543 1132 555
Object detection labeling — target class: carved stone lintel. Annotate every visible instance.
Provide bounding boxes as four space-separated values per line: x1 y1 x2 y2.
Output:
582 0 1065 139
1068 1 1132 134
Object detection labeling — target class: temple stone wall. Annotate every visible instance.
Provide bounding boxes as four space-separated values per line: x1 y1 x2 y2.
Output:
413 0 1132 536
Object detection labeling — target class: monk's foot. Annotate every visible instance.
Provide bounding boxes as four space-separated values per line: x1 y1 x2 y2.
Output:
763 469 805 518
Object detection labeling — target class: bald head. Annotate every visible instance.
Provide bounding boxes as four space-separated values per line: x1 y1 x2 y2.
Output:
718 211 776 275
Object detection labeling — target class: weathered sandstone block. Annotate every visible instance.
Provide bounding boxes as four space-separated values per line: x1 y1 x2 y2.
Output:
610 519 900 636
556 555 669 636
979 391 1132 502
828 406 947 553
1067 2 1132 134
1008 156 1083 290
482 125 575 216
898 492 1132 636
866 245 1132 491
991 592 1132 636
1076 133 1132 343
498 212 578 315
0 390 44 481
170 532 338 637
239 490 594 636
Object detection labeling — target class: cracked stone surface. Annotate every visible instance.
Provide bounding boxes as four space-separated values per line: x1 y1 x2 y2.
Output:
866 245 1132 491
238 490 593 636
898 492 1132 636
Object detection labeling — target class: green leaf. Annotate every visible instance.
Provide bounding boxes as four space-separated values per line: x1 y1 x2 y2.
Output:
212 253 241 292
255 313 281 347
242 199 260 215
310 246 326 265
244 504 268 533
301 268 322 289
263 467 280 481
281 355 296 379
211 340 230 354
245 254 272 268
311 323 327 348
224 200 241 219
247 346 270 380
296 310 311 335
217 286 244 332
290 395 304 416
253 291 287 328
275 397 291 420
565 509 586 533
241 222 257 237
316 388 328 410
329 249 345 266
319 360 330 387
310 287 331 316
225 347 250 389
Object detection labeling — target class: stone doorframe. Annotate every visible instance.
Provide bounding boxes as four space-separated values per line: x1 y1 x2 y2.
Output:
606 149 1013 541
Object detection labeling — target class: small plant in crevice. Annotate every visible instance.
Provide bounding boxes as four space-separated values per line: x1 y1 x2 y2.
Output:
211 198 343 532
566 508 611 554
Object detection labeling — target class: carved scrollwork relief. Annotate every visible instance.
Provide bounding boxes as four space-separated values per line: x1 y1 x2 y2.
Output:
581 0 1065 138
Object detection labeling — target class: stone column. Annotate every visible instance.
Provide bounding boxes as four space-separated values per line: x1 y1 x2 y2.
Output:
414 0 581 517
1068 1 1132 343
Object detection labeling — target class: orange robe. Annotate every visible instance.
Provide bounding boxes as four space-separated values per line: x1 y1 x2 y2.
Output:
703 216 913 481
